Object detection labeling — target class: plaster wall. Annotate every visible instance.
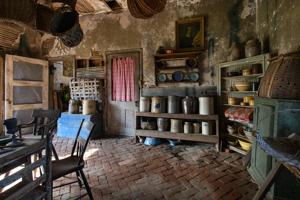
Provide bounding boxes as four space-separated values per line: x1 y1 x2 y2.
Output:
256 0 300 54
46 0 257 87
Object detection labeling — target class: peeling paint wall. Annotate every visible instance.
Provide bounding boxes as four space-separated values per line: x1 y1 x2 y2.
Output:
47 0 257 87
256 0 300 54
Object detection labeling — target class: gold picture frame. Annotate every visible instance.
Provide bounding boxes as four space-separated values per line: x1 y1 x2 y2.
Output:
176 17 205 52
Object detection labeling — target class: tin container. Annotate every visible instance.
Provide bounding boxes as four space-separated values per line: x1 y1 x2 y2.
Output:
168 96 180 114
157 118 169 131
139 97 151 112
170 119 182 133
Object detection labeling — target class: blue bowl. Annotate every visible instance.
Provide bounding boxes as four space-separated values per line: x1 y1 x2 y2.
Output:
172 71 184 81
144 137 162 146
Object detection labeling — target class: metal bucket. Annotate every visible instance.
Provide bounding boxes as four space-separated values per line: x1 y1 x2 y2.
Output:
157 118 169 131
198 97 214 115
68 99 79 114
82 100 96 115
151 96 165 113
139 97 151 112
170 119 182 133
168 96 180 114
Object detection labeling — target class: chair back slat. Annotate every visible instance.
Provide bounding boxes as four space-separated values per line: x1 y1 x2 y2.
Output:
31 109 60 136
71 120 94 165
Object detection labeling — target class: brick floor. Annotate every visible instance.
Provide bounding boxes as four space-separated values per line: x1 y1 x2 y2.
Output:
52 136 257 200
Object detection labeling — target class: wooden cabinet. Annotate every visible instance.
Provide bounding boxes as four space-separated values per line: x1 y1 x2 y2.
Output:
248 97 300 199
75 55 105 79
217 54 270 154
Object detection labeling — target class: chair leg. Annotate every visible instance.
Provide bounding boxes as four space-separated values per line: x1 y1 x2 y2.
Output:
253 162 283 200
79 169 93 200
76 171 83 188
52 144 59 161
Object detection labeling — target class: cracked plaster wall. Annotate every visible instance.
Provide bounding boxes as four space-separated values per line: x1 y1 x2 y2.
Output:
256 0 300 54
46 0 257 87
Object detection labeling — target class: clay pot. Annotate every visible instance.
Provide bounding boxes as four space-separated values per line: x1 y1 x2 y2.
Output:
182 96 196 114
245 39 261 58
228 43 241 61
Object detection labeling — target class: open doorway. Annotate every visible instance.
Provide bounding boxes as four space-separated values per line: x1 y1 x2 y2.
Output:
105 49 142 136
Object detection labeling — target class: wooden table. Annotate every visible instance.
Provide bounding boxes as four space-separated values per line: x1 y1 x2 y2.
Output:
0 138 52 200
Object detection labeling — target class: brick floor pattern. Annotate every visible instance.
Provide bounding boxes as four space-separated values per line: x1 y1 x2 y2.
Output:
52 136 257 200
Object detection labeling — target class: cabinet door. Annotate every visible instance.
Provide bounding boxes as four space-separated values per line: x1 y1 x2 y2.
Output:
249 103 275 184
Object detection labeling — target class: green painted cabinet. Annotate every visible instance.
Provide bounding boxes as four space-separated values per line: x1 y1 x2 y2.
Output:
248 97 300 199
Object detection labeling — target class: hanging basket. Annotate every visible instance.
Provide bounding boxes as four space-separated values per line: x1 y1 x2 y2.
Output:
0 19 24 51
59 22 83 47
127 0 167 19
50 5 79 36
259 52 300 100
0 0 35 25
51 0 77 10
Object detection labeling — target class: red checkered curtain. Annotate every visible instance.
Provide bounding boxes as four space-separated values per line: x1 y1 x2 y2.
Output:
112 57 136 101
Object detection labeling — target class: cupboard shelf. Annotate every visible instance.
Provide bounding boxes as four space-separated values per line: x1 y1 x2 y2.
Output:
136 129 218 144
228 145 248 155
222 73 263 80
135 112 219 151
218 54 270 154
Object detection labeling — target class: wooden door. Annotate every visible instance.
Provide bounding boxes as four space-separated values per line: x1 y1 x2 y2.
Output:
249 100 275 185
105 49 142 136
4 55 49 126
0 56 3 135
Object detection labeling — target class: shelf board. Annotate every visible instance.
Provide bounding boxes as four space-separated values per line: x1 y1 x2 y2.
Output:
157 81 199 85
136 112 218 120
219 54 270 68
223 104 253 108
228 145 248 155
157 66 198 70
136 129 218 144
226 118 253 127
227 133 251 143
154 51 204 60
222 91 258 94
222 73 263 80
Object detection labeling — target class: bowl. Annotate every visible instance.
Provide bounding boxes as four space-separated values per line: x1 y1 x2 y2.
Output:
172 71 184 82
188 72 199 81
228 97 238 105
242 69 252 76
235 83 250 91
157 73 167 82
243 130 254 141
238 139 252 151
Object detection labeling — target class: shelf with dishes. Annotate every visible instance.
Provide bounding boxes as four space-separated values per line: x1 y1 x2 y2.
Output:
155 51 204 85
218 53 269 154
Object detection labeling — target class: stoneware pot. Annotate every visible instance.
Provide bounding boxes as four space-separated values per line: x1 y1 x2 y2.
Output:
157 118 169 131
139 96 150 112
245 39 261 58
170 119 182 133
182 96 196 114
68 99 79 114
168 96 180 114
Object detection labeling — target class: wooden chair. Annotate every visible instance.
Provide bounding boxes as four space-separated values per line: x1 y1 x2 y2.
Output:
52 119 95 200
18 109 61 138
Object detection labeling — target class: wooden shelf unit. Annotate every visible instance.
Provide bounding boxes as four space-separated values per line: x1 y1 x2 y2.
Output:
155 51 206 86
135 112 220 151
218 53 270 155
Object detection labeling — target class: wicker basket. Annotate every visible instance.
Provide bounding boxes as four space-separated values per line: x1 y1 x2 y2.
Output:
259 53 300 100
127 0 167 19
69 78 101 101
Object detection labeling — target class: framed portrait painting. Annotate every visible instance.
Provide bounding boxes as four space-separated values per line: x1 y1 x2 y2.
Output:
176 17 205 52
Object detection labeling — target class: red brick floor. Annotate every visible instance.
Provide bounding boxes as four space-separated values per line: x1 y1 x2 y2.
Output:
52 136 257 200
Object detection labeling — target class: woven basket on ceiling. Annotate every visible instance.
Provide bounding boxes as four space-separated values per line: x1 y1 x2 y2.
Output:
0 0 36 25
259 53 300 100
127 0 167 19
0 19 24 51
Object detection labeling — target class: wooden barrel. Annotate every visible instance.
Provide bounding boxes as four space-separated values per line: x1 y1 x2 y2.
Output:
259 53 300 100
82 100 96 115
50 5 79 36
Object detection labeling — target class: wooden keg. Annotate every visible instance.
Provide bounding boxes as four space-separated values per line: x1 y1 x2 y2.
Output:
82 100 96 115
